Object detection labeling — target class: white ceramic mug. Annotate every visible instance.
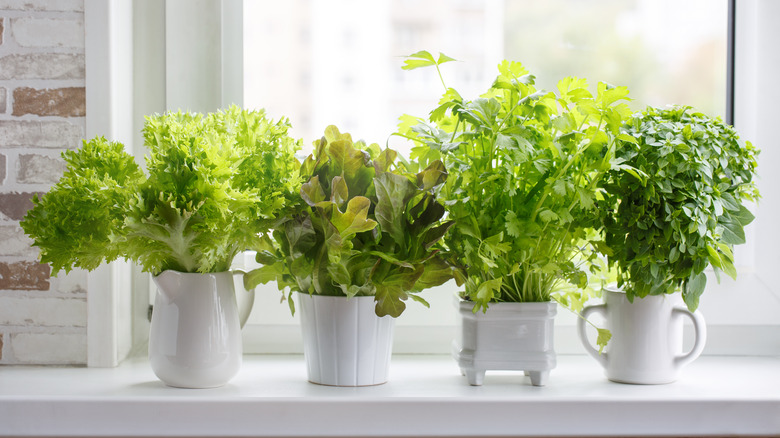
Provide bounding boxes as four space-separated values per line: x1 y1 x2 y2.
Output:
577 287 707 384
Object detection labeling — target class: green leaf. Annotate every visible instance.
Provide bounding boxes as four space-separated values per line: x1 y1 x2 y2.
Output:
330 196 378 238
473 278 503 311
374 267 424 318
243 264 283 289
706 245 723 269
416 160 448 191
505 211 522 238
413 256 453 290
720 256 738 281
301 176 326 206
327 262 351 287
539 209 559 223
731 205 755 226
373 148 397 173
437 52 457 65
617 133 639 145
330 176 348 207
596 328 612 354
374 283 407 317
367 251 414 269
374 172 418 246
401 50 437 70
719 219 746 245
254 251 278 266
420 221 454 250
284 216 317 258
409 293 431 308
683 271 707 311
597 82 630 107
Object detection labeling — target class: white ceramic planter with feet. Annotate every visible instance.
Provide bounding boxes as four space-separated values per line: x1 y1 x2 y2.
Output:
298 293 395 386
453 298 557 386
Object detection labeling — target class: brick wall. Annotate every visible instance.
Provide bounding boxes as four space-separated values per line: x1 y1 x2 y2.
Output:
0 0 88 365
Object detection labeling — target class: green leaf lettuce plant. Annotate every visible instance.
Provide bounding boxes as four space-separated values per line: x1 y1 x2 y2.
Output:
398 52 638 350
244 125 454 318
21 105 302 275
598 105 760 310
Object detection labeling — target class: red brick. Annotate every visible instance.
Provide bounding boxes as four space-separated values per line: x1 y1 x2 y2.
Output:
0 333 3 360
0 154 5 184
0 261 50 290
12 87 85 117
1 18 4 46
0 192 44 221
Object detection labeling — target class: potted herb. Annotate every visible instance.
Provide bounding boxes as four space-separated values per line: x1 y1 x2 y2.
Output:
244 125 453 386
398 52 629 386
21 106 302 388
578 106 760 384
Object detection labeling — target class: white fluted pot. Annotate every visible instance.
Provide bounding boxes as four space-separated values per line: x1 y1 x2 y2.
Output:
297 293 395 386
150 270 242 388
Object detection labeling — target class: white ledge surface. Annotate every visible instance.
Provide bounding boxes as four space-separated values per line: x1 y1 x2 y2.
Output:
1 355 779 437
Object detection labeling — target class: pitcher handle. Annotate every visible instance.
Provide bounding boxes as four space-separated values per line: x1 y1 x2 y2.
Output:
577 304 608 368
673 306 707 369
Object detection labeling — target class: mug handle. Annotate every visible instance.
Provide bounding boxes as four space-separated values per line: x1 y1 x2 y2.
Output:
672 306 707 369
577 304 608 368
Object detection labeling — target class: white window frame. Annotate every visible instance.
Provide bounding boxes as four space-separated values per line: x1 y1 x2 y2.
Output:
85 0 780 365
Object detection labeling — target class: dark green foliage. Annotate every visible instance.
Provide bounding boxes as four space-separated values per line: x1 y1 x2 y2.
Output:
598 106 760 310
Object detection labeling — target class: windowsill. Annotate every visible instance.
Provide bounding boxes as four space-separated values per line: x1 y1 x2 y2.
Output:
1 354 778 437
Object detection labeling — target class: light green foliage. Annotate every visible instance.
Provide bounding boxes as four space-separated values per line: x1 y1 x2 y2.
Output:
402 50 456 90
598 106 760 310
244 126 454 318
21 106 302 275
399 57 632 324
21 137 145 274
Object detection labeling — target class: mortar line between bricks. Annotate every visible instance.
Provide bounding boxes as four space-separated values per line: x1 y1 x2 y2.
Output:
0 290 88 299
0 11 84 19
0 46 86 55
1 326 87 334
0 183 56 192
0 80 87 88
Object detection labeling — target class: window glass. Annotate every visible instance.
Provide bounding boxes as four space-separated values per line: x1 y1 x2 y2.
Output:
244 0 727 157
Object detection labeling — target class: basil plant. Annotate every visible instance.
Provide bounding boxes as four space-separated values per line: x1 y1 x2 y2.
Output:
398 52 634 325
244 126 454 318
598 106 760 311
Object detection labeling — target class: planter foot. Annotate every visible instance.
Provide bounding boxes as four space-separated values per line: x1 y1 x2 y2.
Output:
528 370 548 386
465 369 485 386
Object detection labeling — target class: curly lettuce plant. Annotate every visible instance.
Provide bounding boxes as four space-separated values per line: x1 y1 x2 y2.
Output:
244 125 454 317
598 106 760 310
21 106 302 275
398 52 638 348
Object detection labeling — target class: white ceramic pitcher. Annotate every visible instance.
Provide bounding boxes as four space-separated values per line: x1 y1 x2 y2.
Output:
150 270 242 388
577 287 707 384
